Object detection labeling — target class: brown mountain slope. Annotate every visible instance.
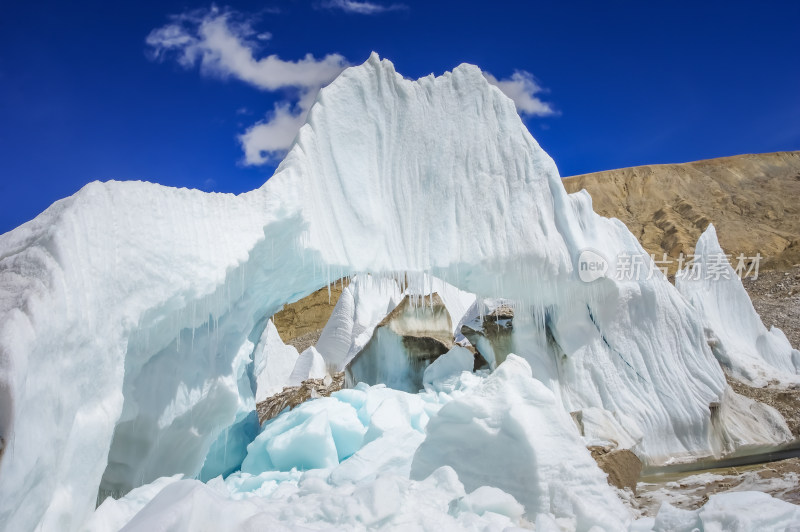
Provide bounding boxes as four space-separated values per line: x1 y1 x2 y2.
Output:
563 152 800 272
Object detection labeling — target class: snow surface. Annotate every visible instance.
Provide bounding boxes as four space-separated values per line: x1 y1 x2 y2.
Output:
97 468 529 531
1 53 798 530
422 346 475 393
676 224 800 387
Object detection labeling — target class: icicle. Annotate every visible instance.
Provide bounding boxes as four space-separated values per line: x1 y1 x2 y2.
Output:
223 427 229 468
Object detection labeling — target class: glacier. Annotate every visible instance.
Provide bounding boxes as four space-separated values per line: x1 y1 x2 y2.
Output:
0 52 798 530
676 224 800 387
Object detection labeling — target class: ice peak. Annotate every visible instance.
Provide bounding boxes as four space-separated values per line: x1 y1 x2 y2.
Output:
694 223 725 257
358 51 489 87
265 52 561 275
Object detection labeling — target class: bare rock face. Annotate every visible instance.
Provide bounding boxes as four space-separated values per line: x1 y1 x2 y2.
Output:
345 293 454 392
588 446 643 492
460 305 514 368
256 373 345 424
742 264 800 350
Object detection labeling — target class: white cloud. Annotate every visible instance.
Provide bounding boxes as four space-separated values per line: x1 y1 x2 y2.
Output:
239 89 318 165
147 7 555 167
483 71 555 117
146 8 346 90
321 0 407 15
146 7 347 164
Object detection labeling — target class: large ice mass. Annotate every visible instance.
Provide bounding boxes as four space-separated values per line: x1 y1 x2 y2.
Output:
0 52 798 531
677 224 800 387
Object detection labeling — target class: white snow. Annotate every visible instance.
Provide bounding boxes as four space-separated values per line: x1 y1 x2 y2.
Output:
422 345 475 392
676 224 800 387
106 468 528 531
411 355 632 528
651 491 800 531
82 475 183 532
456 485 526 522
287 346 328 386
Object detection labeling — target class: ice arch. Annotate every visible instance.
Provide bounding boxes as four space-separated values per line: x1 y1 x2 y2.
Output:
0 54 766 531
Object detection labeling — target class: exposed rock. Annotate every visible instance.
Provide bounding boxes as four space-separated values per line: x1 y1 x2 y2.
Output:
725 374 800 437
589 446 643 492
345 293 454 392
256 373 345 424
287 329 324 355
742 264 800 350
460 305 514 368
563 151 800 273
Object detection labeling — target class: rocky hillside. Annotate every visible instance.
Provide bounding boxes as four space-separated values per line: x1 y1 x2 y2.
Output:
563 151 800 272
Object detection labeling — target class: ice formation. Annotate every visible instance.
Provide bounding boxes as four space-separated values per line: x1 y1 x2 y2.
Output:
315 275 403 372
422 346 475 392
314 274 475 373
458 299 515 368
411 355 632 529
252 319 299 402
83 359 617 530
0 53 798 530
345 292 455 392
676 224 800 387
287 346 328 386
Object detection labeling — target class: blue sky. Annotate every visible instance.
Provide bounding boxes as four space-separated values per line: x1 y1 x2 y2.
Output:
1 0 798 234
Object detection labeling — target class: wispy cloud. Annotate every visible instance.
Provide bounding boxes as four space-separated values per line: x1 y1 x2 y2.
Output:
147 6 555 167
239 90 320 165
146 6 348 164
321 0 407 15
483 71 556 117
